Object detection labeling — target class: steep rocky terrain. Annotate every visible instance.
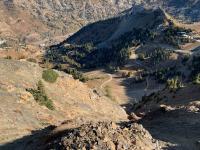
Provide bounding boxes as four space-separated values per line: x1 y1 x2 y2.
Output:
0 0 135 46
1 118 157 150
133 84 200 150
0 59 127 145
42 121 157 150
13 0 135 32
1 0 200 46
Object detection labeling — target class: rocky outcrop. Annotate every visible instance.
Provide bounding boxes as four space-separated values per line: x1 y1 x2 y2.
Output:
44 121 156 150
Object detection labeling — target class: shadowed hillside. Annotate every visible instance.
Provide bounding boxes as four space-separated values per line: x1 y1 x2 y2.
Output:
47 7 193 69
66 7 169 46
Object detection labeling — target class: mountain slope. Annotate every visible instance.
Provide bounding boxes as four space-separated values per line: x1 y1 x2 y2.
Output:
66 7 169 45
0 59 127 144
0 0 135 46
134 84 200 149
142 0 200 22
48 7 185 68
1 0 200 47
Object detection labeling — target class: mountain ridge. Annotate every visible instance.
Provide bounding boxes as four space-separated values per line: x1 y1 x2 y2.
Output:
1 0 200 46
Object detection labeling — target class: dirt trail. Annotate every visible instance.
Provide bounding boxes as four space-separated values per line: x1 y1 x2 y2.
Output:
100 74 113 89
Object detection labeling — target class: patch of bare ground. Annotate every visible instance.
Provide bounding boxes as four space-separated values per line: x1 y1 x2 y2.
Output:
0 45 43 61
85 68 165 106
181 22 200 33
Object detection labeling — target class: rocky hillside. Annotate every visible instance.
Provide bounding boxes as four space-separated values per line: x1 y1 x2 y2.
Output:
0 59 127 145
0 0 135 46
1 118 157 150
1 0 200 46
132 83 200 150
13 0 135 32
42 121 157 150
48 7 189 68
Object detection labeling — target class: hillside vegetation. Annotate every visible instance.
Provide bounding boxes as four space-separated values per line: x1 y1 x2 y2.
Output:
46 8 192 69
1 1 200 150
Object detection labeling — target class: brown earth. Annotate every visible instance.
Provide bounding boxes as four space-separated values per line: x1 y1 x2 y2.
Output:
0 59 127 145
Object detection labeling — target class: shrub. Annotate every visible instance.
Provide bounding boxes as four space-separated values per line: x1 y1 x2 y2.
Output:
83 43 93 53
65 68 88 82
18 55 26 60
132 75 145 83
42 69 59 83
27 58 37 63
193 73 200 84
138 53 145 61
5 56 12 59
62 56 81 68
43 59 54 69
27 81 54 110
166 76 183 90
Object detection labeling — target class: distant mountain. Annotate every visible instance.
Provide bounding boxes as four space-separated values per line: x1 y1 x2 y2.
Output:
48 7 186 68
13 0 135 32
1 0 200 46
66 6 169 46
0 0 135 45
